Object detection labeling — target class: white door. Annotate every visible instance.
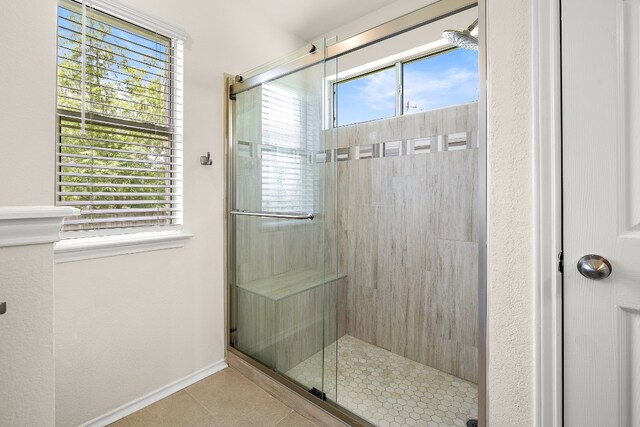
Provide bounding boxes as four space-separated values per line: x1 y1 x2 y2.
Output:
563 0 640 425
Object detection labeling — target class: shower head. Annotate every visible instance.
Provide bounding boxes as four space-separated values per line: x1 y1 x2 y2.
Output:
442 30 478 50
442 19 478 50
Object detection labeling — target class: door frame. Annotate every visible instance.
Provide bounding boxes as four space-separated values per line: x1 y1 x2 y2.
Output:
532 0 563 425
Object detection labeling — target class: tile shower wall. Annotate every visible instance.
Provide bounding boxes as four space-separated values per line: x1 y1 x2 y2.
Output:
336 102 479 383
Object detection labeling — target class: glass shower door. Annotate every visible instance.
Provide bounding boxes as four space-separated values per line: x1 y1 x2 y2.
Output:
230 54 339 402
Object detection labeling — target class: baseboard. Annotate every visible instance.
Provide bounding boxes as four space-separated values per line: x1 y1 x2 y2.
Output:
79 359 228 427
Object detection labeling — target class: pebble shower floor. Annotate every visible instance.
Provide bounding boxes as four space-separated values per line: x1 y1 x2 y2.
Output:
286 335 477 427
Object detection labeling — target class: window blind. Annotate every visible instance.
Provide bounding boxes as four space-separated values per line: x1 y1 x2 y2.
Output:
261 82 318 215
56 0 183 232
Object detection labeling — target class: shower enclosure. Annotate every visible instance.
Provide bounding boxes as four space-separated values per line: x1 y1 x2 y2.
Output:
226 1 485 425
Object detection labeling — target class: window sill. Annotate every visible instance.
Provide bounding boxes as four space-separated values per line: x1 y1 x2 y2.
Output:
54 229 193 263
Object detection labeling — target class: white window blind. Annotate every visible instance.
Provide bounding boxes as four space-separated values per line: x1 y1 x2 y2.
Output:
261 83 318 215
56 0 183 232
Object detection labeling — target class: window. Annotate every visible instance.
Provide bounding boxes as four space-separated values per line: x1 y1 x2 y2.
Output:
260 75 320 216
56 0 183 233
334 48 478 127
335 66 396 127
403 49 478 113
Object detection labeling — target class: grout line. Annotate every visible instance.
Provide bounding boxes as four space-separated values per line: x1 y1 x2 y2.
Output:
271 409 295 426
227 365 286 401
227 362 347 426
183 387 218 421
295 410 321 427
183 371 301 427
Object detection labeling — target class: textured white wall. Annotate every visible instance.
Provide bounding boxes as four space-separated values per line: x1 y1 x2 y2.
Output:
0 1 58 426
0 1 56 206
486 0 534 424
0 245 56 426
53 1 304 425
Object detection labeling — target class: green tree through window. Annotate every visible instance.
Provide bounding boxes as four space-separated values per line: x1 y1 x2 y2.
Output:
56 0 182 232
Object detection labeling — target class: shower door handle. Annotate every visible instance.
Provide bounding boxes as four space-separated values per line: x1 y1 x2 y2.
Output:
230 210 315 220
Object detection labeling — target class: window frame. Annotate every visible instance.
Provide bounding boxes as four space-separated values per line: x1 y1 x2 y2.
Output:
331 45 469 128
332 64 399 127
55 0 184 239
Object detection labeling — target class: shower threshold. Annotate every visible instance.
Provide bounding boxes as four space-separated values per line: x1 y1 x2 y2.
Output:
286 335 477 427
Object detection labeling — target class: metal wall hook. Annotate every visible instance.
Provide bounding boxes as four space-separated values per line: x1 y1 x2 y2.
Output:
200 152 212 165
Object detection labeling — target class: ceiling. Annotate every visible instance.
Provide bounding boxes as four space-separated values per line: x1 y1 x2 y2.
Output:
240 0 398 41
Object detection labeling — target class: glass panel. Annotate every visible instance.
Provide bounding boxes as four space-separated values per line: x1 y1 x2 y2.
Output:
330 8 480 426
403 48 479 114
232 56 338 399
335 66 396 127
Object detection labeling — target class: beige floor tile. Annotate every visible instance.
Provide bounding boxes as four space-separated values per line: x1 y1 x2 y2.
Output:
185 368 294 427
274 412 317 427
127 391 215 427
107 418 134 427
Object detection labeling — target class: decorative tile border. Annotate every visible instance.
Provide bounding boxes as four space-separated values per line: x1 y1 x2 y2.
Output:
237 131 478 164
319 131 478 163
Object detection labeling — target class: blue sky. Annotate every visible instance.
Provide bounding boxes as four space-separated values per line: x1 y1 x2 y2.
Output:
336 67 396 126
57 5 169 77
336 48 478 126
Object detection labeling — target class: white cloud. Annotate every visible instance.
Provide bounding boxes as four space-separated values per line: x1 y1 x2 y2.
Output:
360 70 397 112
403 66 477 111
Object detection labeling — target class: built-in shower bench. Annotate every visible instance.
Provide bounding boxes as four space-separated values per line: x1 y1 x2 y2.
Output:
237 268 346 301
235 268 347 373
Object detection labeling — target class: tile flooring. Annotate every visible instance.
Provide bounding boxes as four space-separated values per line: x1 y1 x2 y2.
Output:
286 335 477 427
108 368 319 427
109 336 477 427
